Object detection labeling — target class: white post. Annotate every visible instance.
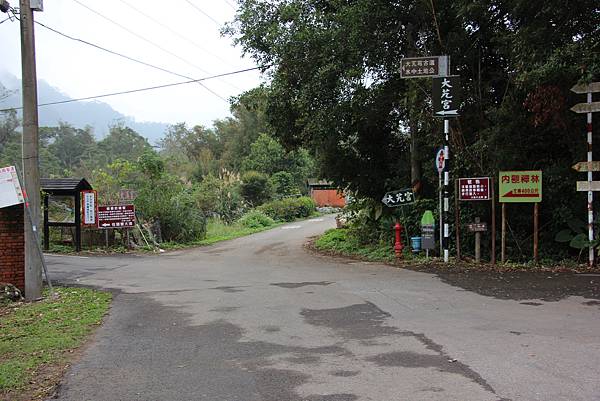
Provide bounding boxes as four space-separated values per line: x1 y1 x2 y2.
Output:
587 91 594 267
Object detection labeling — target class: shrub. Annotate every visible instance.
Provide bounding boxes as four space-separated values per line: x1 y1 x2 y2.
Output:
258 196 316 221
135 175 207 242
270 171 297 198
240 171 272 206
238 210 275 229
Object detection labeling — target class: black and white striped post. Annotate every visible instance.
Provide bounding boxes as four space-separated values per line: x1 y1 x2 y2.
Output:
443 118 450 262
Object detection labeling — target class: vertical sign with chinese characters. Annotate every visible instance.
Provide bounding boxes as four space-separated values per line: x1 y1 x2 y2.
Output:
432 76 461 117
499 171 542 203
81 190 97 226
458 177 491 201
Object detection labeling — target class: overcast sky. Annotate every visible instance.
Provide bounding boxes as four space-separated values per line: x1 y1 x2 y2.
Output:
0 0 262 127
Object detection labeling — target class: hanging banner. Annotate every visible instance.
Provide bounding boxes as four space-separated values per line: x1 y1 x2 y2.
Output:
81 190 98 226
499 171 542 203
0 166 25 209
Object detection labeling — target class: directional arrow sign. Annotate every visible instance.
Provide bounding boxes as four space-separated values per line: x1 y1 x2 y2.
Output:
435 109 459 116
572 161 600 172
576 181 600 192
570 101 600 114
571 82 600 94
382 188 415 207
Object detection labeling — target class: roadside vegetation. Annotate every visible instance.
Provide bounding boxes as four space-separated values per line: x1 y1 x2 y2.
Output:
0 287 111 401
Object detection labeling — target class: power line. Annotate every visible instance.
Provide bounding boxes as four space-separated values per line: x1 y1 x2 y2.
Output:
118 0 234 68
70 0 227 100
29 18 240 99
0 66 262 112
223 0 237 11
184 0 221 26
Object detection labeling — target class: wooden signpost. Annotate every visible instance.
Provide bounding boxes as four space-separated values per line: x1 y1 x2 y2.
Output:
571 81 600 267
455 177 495 264
499 171 542 263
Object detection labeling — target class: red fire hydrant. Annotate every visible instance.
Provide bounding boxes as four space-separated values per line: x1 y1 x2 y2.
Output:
394 222 404 258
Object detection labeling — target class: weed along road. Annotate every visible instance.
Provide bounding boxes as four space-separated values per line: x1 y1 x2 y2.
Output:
46 215 599 401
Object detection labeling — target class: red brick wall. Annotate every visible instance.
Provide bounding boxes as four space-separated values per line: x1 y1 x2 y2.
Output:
0 204 25 291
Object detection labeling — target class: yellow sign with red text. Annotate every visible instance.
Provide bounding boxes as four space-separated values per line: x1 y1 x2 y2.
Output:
499 171 542 203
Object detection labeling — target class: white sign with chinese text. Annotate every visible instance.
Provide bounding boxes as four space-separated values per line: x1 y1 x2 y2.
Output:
432 76 461 117
0 166 24 209
82 190 97 225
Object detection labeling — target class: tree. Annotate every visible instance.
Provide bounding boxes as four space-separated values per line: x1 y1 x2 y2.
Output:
44 122 96 173
240 170 271 206
97 123 150 165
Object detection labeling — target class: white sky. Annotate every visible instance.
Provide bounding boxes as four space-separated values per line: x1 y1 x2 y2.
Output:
0 0 262 127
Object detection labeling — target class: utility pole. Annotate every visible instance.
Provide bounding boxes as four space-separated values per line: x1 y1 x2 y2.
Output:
20 0 42 300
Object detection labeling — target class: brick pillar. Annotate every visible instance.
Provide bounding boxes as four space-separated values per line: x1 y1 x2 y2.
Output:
0 204 25 291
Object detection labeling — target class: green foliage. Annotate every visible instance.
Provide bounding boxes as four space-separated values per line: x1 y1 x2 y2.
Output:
97 123 151 165
240 170 272 206
270 171 298 197
194 171 245 223
0 287 111 392
135 174 206 242
315 228 395 262
258 196 316 221
238 209 275 229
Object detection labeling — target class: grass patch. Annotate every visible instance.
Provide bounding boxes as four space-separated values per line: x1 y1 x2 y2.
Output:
315 228 397 262
0 287 111 400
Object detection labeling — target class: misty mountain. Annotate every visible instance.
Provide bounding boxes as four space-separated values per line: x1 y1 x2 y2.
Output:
0 72 169 144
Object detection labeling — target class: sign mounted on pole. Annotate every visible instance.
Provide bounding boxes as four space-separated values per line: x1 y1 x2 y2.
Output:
576 181 600 192
381 188 415 207
458 177 490 201
400 56 448 79
572 161 600 172
435 148 446 173
570 102 600 114
0 166 25 208
498 171 542 203
432 76 461 117
81 190 97 226
97 205 136 228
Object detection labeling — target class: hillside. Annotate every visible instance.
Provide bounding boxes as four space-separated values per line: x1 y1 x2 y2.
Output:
0 73 169 144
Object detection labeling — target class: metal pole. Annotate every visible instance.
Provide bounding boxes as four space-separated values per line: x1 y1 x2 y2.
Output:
443 118 450 262
501 203 506 263
587 90 594 267
20 0 42 300
454 178 460 261
491 177 496 265
439 172 443 256
533 203 539 263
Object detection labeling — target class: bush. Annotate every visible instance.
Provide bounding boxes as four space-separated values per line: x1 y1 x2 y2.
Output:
258 196 316 221
135 175 207 242
238 210 275 228
270 171 297 198
194 173 245 223
240 171 271 206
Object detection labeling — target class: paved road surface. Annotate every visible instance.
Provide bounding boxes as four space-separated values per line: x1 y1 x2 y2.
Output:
47 215 600 401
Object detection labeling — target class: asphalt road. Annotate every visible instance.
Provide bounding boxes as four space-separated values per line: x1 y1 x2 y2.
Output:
46 215 600 401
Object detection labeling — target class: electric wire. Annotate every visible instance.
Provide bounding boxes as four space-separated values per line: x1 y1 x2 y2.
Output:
70 0 227 101
116 0 244 92
0 66 262 112
118 0 235 68
184 0 221 26
223 0 237 11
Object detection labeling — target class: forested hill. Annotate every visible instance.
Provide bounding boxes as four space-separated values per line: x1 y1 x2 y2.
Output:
0 73 168 144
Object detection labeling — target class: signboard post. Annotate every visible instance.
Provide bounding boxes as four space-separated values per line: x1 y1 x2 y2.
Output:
97 205 136 229
435 148 445 256
81 190 97 226
571 81 600 267
455 177 494 263
499 171 542 263
433 76 460 263
400 56 448 79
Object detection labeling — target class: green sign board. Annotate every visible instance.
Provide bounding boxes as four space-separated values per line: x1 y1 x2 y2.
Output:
499 171 542 203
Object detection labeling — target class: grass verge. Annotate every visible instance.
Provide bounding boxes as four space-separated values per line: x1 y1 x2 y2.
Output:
0 287 112 401
314 228 397 263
